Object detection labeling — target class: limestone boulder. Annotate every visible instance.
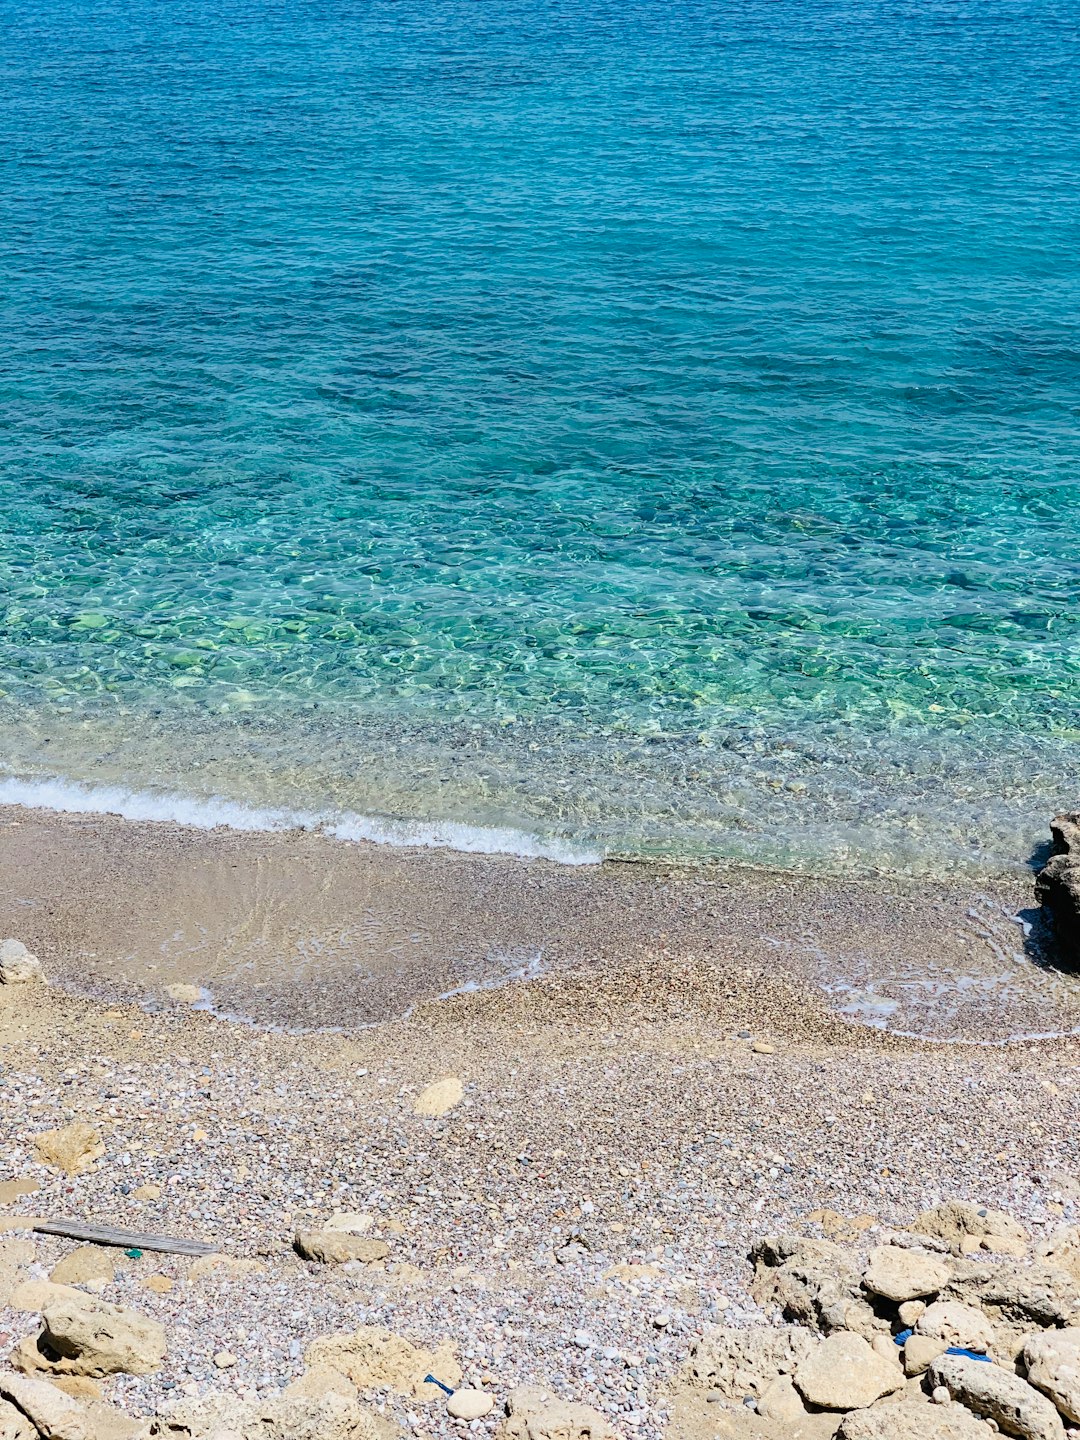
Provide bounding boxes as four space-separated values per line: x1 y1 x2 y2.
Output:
1035 1227 1080 1287
756 1374 809 1424
0 941 45 985
304 1326 460 1400
863 1247 949 1303
293 1231 389 1266
940 1261 1080 1331
682 1324 817 1400
146 1391 384 1440
0 1374 91 1440
31 1125 104 1177
928 1354 1064 1440
836 1398 993 1438
40 1294 166 1376
497 1386 617 1440
793 1332 903 1411
912 1204 1027 1259
50 1248 122 1288
915 1302 995 1355
750 1236 886 1339
904 1335 949 1376
0 1397 37 1440
1023 1327 1080 1424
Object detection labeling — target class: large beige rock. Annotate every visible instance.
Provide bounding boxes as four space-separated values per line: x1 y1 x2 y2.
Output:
284 1365 359 1402
0 941 45 985
0 1374 91 1440
682 1325 816 1400
750 1236 886 1339
1035 1227 1080 1286
10 1280 84 1313
941 1261 1080 1331
915 1302 994 1355
928 1354 1064 1440
0 1397 37 1440
794 1332 903 1411
40 1294 166 1376
1023 1327 1080 1424
836 1398 994 1438
497 1386 617 1440
304 1326 461 1400
294 1231 389 1266
0 1240 34 1309
863 1248 949 1303
146 1391 384 1440
756 1374 808 1424
904 1335 949 1376
31 1125 104 1177
912 1205 1027 1258
50 1248 121 1287
412 1077 463 1117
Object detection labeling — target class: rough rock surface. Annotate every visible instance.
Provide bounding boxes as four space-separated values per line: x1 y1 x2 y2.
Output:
30 1124 104 1177
49 1248 121 1288
293 1231 390 1266
1035 1228 1080 1287
915 1302 995 1354
928 1354 1064 1440
0 1397 36 1440
755 1374 808 1424
682 1324 816 1400
1035 812 1080 963
863 1247 949 1303
1023 1327 1080 1424
0 940 45 985
940 1262 1080 1331
750 1236 885 1338
145 1391 384 1440
304 1326 461 1399
40 1294 167 1376
836 1398 994 1439
0 1374 90 1440
912 1205 1028 1259
497 1385 617 1440
793 1332 903 1411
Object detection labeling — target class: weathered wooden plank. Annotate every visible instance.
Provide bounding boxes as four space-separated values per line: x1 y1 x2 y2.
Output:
33 1218 216 1256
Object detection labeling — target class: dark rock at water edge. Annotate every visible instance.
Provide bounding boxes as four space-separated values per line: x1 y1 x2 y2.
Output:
1035 812 1080 965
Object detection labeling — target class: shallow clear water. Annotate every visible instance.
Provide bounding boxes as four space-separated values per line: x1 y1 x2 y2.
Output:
2 0 1079 870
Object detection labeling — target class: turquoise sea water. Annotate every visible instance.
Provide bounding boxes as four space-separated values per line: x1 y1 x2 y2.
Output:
1 0 1079 871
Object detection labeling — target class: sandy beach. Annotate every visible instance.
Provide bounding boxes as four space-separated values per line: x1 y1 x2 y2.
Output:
2 811 1079 1439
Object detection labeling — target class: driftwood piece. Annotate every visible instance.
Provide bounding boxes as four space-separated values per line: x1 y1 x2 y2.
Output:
33 1218 215 1256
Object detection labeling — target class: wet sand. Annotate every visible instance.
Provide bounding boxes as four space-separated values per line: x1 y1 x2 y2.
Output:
0 805 1076 1041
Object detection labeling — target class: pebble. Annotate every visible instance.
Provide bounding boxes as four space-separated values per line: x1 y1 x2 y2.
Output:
446 1389 495 1421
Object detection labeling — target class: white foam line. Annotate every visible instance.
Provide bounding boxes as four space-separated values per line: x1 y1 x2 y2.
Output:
0 774 602 866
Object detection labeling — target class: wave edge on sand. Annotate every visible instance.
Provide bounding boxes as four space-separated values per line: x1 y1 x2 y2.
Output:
0 773 604 866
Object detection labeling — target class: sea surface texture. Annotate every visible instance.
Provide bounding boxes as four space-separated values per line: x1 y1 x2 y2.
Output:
1 0 1078 871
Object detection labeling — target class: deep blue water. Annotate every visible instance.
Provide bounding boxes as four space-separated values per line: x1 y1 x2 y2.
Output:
1 0 1078 869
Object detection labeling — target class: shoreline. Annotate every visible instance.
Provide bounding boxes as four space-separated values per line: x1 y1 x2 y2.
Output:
0 803 1075 1043
2 951 1079 1440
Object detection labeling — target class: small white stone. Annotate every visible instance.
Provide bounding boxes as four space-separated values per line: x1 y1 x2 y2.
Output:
214 1351 238 1369
932 1386 951 1405
446 1388 494 1420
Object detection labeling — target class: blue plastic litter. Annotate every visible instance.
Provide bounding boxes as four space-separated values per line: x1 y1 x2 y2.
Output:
894 1329 913 1345
423 1374 456 1397
946 1347 992 1362
124 1248 143 1260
